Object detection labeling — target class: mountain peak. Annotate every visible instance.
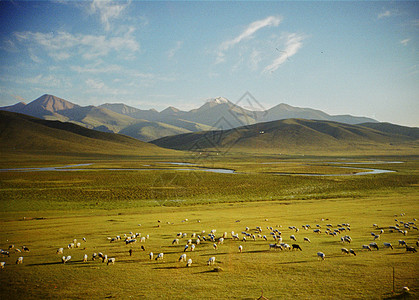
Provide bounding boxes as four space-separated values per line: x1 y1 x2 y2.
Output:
29 94 78 113
206 97 230 105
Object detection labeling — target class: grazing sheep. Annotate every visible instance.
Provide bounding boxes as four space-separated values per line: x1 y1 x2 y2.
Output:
218 238 224 244
61 256 66 263
141 245 146 251
22 246 29 252
0 250 10 257
341 248 349 254
313 229 321 234
317 252 325 260
155 253 164 261
213 243 218 250
179 254 187 262
383 242 393 250
14 249 21 253
292 244 302 251
92 253 97 260
68 243 74 249
207 257 216 265
83 237 87 242
140 237 146 243
102 255 108 263
369 243 379 250
406 246 417 253
186 259 192 267
16 257 23 264
63 256 71 263
373 235 380 241
238 245 243 253
190 244 195 252
149 252 153 260
83 254 88 262
399 240 407 247
8 245 14 250
107 258 115 265
56 248 64 254
362 245 372 251
0 262 5 269
304 237 311 243
290 235 296 241
349 249 357 256
184 245 189 252
172 239 179 245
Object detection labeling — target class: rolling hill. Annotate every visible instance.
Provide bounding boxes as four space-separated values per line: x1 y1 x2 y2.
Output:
151 118 419 155
0 110 176 158
1 94 378 142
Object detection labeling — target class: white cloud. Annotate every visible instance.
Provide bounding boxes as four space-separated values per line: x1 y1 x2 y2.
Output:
13 30 139 61
378 10 392 19
85 78 105 90
400 38 410 46
216 15 282 64
263 33 305 74
89 0 131 31
167 41 183 59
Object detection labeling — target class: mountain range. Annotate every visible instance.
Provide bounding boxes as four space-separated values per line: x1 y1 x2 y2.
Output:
1 94 378 142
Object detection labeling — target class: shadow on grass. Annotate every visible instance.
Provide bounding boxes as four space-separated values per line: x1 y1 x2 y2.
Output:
382 291 414 299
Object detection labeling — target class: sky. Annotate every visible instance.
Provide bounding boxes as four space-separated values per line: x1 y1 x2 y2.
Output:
0 0 418 126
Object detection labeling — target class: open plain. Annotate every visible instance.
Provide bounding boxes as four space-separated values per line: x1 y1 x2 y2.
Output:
0 154 418 299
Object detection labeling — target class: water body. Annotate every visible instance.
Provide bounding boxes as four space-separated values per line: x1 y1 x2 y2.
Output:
0 162 398 176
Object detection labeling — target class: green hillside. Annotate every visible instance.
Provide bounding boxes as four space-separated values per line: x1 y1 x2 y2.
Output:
151 118 419 155
0 111 176 159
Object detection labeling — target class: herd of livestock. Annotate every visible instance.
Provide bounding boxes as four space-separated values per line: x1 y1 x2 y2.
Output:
1 214 418 270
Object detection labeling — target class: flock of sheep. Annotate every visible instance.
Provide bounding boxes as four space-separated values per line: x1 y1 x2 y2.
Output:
1 213 417 271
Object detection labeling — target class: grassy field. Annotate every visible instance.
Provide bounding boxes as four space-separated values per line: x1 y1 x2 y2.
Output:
0 155 418 299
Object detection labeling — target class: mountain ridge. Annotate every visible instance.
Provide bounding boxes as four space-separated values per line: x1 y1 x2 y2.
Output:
1 94 380 142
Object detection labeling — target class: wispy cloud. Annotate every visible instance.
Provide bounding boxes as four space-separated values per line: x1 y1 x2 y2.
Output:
216 15 282 64
378 10 392 19
263 33 305 73
13 30 139 61
400 38 410 46
89 0 131 31
167 41 183 59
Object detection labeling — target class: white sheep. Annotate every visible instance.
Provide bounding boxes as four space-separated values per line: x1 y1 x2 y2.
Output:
140 237 146 243
92 253 97 261
349 249 356 256
16 256 23 264
0 262 5 269
290 235 296 241
186 258 192 267
207 256 216 265
196 239 200 245
68 243 74 249
155 253 164 261
63 256 71 263
56 248 64 254
341 248 349 254
83 254 88 262
238 245 243 253
75 242 81 248
184 245 189 252
172 239 179 245
107 258 115 265
102 254 108 263
179 254 187 262
190 244 195 251
149 252 153 260
213 243 218 250
317 252 325 260
304 237 311 243
218 238 224 244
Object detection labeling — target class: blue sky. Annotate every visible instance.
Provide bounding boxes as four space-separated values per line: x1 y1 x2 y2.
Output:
0 1 418 126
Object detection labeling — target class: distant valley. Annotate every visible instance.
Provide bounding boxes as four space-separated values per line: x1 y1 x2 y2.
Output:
1 94 378 142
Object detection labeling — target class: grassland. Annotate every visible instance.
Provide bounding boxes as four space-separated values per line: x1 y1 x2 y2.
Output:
0 154 418 299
